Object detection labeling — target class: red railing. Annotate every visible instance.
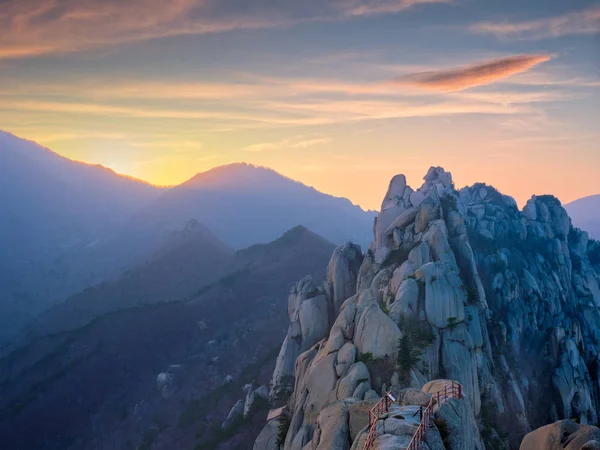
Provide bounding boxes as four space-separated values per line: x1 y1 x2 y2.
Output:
361 393 393 450
361 381 462 450
406 381 462 450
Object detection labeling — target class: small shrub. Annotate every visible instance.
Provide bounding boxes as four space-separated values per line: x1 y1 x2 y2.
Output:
465 285 478 305
441 195 458 215
306 288 321 299
382 248 410 268
446 317 460 329
276 414 291 448
379 299 390 315
399 316 435 348
357 352 374 364
588 240 600 266
357 377 369 384
397 335 422 384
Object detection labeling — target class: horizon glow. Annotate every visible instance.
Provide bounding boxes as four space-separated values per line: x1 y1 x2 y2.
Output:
1 0 599 210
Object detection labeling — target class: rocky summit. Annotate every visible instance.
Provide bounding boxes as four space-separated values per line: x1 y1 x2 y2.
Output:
254 167 600 450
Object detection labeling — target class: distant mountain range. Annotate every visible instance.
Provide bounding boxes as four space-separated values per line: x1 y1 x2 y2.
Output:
0 224 335 450
0 131 374 346
565 195 600 240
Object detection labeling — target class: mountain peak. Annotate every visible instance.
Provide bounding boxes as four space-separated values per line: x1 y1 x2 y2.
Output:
181 163 283 190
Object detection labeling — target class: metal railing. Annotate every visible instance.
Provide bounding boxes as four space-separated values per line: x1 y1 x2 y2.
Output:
361 381 462 450
406 381 462 450
361 392 393 450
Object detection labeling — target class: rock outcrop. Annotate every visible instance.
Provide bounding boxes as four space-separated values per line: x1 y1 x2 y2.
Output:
256 167 600 450
520 420 600 450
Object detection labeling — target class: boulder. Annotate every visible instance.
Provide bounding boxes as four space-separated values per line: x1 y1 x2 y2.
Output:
315 402 350 450
327 243 363 317
253 418 281 450
399 388 431 407
305 352 338 424
372 433 412 449
354 301 402 360
520 420 600 450
336 342 357 377
389 278 420 323
299 294 330 351
336 362 370 400
434 397 484 450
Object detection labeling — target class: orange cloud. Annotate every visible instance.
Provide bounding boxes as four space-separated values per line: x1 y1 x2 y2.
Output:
392 54 553 91
470 5 600 40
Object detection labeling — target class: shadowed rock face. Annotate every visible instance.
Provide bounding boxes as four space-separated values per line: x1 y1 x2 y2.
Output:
520 420 600 450
256 166 600 450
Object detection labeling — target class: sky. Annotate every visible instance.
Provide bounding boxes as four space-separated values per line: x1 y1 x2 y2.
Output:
0 0 599 210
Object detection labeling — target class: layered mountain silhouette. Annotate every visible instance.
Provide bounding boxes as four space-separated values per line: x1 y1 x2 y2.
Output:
0 225 335 450
0 131 374 346
565 194 600 240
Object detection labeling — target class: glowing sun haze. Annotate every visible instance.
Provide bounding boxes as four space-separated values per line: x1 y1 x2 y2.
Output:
1 0 599 210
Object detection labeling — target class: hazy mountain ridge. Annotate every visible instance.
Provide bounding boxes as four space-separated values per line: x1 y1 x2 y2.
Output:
133 162 376 250
565 194 600 240
0 225 336 450
0 132 374 347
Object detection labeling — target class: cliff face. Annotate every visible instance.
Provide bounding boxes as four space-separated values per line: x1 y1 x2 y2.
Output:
258 167 600 450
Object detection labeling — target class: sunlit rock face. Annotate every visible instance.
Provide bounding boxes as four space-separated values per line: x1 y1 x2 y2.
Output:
257 167 600 450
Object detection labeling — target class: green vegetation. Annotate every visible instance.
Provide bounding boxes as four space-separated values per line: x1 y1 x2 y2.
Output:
589 240 600 266
306 288 321 299
276 413 291 448
382 248 411 268
490 256 508 274
180 346 279 428
441 195 458 215
357 352 374 364
396 317 436 383
465 285 478 305
446 317 460 330
378 299 390 315
193 396 270 450
480 393 510 450
397 334 422 383
356 377 369 384
138 424 168 450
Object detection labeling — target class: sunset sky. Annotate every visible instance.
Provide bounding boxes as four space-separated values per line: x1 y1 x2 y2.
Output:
1 0 599 210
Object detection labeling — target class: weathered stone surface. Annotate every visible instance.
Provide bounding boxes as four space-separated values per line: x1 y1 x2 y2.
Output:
354 301 402 360
336 342 357 377
348 400 377 440
327 243 363 317
315 402 350 450
352 381 370 400
434 397 484 450
264 169 600 450
417 262 465 329
389 278 420 323
383 417 418 436
399 388 431 407
384 207 419 235
336 362 370 400
305 352 338 424
520 420 600 450
299 294 329 351
372 433 411 449
253 418 281 450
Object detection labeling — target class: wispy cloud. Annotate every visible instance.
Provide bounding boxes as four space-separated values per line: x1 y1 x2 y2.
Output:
242 135 332 152
0 0 450 60
390 54 553 91
470 5 600 40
